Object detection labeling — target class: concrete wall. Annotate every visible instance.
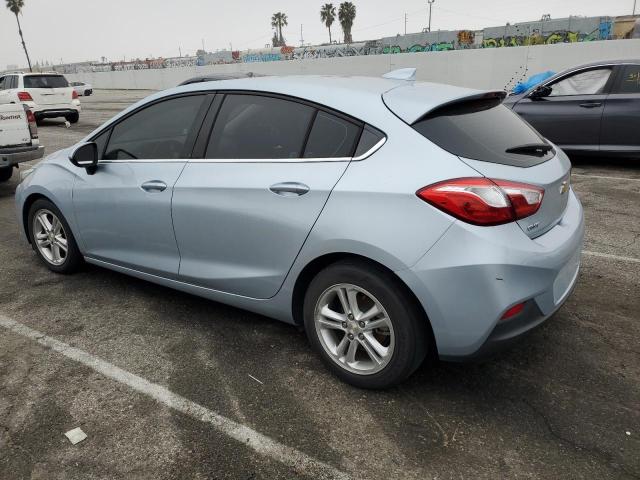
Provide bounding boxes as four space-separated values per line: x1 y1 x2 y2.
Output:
66 39 640 92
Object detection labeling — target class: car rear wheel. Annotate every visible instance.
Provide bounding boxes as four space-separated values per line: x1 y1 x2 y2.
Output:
0 166 13 182
28 199 83 273
303 260 429 389
66 112 79 124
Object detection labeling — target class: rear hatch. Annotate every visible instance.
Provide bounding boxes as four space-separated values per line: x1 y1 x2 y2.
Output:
0 105 31 148
384 83 571 238
24 74 73 106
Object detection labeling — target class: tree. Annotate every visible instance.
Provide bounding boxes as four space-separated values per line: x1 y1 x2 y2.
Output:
271 12 288 47
338 2 356 44
320 3 336 44
5 0 32 72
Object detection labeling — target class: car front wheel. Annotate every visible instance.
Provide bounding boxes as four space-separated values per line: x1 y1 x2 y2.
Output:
66 112 79 124
304 260 429 389
28 199 83 273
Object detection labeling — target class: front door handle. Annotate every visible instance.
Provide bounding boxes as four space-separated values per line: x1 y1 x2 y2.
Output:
269 182 310 197
579 102 602 108
141 180 167 193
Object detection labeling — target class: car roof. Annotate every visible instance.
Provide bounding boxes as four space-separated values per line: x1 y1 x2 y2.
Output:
109 75 493 129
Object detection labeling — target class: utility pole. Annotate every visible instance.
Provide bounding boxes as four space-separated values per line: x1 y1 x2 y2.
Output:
179 46 182 57
300 24 304 46
201 38 205 53
634 0 637 15
427 0 435 32
404 13 407 35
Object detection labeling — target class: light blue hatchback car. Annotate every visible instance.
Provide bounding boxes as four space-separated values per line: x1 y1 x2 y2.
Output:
15 71 584 388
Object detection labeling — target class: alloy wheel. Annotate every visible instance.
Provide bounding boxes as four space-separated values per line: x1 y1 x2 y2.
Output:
314 283 395 375
33 209 68 266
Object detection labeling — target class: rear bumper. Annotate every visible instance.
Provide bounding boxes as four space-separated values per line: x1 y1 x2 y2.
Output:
34 108 80 119
397 189 584 359
0 145 45 167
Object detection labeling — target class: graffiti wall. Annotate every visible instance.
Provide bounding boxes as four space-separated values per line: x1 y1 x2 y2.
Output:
42 14 636 74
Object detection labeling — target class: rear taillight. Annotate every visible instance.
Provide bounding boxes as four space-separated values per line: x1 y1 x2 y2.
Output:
17 91 33 101
416 178 544 226
23 106 38 140
501 302 525 320
72 90 78 99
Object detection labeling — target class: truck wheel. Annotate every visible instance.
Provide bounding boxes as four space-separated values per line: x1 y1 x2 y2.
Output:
66 112 79 124
0 167 13 182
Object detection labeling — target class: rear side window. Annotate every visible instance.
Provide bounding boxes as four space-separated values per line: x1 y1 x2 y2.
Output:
206 94 315 159
303 111 360 158
24 75 69 88
548 68 612 96
413 99 554 167
104 95 206 160
614 65 640 94
354 125 385 157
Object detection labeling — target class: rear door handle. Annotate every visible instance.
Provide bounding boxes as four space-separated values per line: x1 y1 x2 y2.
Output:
269 182 310 197
141 180 167 193
579 102 602 108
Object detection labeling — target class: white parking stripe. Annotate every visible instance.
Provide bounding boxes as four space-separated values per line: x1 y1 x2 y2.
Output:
0 314 350 480
572 173 640 182
583 250 640 264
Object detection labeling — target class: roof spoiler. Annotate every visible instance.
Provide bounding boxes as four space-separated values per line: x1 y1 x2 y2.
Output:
413 90 507 123
382 68 417 81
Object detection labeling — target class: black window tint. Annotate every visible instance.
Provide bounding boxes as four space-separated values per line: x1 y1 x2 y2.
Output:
23 75 69 88
615 65 640 94
93 129 110 160
303 111 360 158
104 95 206 160
0 77 5 90
354 125 385 157
206 94 315 159
413 100 554 167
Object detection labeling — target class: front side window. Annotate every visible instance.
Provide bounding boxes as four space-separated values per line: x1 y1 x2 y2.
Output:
206 94 315 159
549 68 612 97
303 111 360 158
104 95 206 160
614 65 640 94
23 75 69 89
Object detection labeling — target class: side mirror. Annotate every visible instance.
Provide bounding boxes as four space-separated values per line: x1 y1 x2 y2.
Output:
69 142 98 174
530 85 552 99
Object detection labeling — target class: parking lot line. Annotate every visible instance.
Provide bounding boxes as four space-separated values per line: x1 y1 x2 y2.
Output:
583 250 640 264
572 173 640 182
0 314 350 480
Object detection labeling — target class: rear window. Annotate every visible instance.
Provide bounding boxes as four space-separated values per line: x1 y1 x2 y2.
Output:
412 99 554 167
24 75 69 89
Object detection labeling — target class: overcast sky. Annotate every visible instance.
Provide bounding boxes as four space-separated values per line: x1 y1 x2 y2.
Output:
1 0 636 68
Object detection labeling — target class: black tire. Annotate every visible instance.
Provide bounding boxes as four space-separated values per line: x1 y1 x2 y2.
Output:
66 112 79 124
303 260 429 389
27 198 83 274
84 90 91 96
0 166 13 182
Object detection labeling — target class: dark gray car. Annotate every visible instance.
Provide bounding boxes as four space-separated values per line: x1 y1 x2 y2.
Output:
504 60 640 157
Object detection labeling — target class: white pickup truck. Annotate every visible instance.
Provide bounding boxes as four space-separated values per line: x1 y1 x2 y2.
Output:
0 103 44 182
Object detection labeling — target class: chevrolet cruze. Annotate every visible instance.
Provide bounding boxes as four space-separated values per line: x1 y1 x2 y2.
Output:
15 71 584 389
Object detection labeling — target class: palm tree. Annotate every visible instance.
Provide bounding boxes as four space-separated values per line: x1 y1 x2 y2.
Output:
320 4 336 44
271 12 288 47
5 0 32 72
338 2 356 44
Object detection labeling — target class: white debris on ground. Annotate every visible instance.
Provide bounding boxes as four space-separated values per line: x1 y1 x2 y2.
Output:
64 427 87 445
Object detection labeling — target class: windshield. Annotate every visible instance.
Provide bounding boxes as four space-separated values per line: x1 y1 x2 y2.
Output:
24 75 69 89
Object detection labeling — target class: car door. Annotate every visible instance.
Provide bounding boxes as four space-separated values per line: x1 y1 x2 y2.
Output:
172 93 362 299
512 66 614 151
600 64 640 154
73 93 212 278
